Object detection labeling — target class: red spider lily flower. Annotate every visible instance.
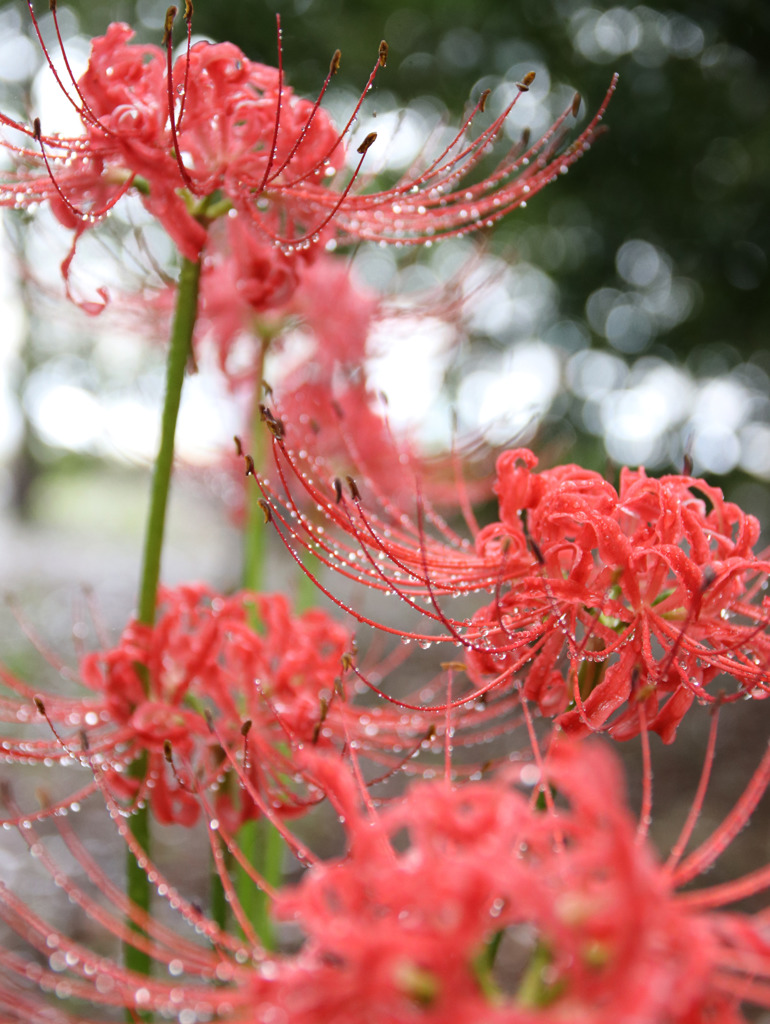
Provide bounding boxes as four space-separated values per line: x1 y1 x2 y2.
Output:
467 453 770 741
251 440 770 743
268 741 770 1023
0 584 436 829
0 3 616 307
2 736 770 1022
1 589 531 832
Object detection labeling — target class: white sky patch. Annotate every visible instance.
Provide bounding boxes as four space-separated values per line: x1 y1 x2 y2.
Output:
29 383 103 451
691 377 750 432
32 35 91 139
458 341 561 444
359 107 432 172
740 423 770 478
367 314 454 438
175 371 243 464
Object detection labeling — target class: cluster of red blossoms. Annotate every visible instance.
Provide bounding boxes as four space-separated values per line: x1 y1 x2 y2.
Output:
257 439 770 742
1 585 461 830
470 451 770 740
2 736 770 1022
0 6 769 1024
1 2 615 310
2 586 349 826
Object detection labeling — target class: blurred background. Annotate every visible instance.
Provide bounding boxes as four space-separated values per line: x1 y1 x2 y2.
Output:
0 0 769 619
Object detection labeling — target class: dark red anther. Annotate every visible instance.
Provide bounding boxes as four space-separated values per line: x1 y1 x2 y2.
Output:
33 695 45 714
479 88 491 113
522 512 544 565
333 477 344 503
378 40 389 68
240 719 252 738
518 71 536 91
259 404 285 440
258 499 272 524
244 454 255 477
233 435 243 457
346 475 361 501
163 6 177 48
32 117 41 141
571 92 581 117
163 740 173 763
701 566 717 592
357 131 377 156
528 535 544 565
312 696 330 743
330 49 341 75
183 0 193 22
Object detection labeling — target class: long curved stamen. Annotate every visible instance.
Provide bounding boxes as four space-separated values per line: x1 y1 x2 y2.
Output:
256 15 286 194
266 133 382 251
164 6 197 193
205 712 319 867
264 47 341 186
635 698 653 842
46 0 113 134
175 0 194 129
30 116 138 229
673 741 770 886
666 706 720 871
276 41 389 189
25 0 109 133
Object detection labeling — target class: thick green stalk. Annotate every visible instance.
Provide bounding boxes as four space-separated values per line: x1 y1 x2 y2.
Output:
236 815 284 948
137 256 202 627
235 337 285 949
210 836 232 934
243 338 269 594
125 255 202 979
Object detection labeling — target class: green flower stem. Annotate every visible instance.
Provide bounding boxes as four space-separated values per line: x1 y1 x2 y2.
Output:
125 254 202 980
137 255 202 628
243 338 270 594
237 817 284 949
473 930 504 1000
235 336 285 949
210 836 232 934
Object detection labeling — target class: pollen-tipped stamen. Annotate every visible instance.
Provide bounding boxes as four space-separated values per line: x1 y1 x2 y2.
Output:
164 6 197 193
265 45 345 187
26 0 112 136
